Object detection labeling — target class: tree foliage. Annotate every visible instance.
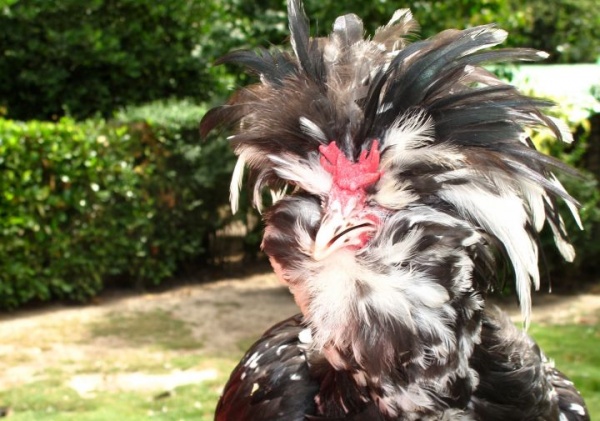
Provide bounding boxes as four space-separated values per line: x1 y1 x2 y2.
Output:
1 0 598 121
0 0 212 120
203 0 600 65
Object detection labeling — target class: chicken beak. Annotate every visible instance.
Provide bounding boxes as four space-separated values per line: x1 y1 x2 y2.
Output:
313 207 377 261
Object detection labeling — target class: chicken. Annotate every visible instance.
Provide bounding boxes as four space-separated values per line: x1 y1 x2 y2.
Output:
200 1 590 419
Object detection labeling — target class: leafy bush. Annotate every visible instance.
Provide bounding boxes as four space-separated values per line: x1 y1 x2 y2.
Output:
1 118 124 307
2 0 598 122
115 99 238 277
0 0 212 120
0 100 236 309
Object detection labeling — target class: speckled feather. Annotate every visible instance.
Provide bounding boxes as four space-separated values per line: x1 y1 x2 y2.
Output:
202 0 589 419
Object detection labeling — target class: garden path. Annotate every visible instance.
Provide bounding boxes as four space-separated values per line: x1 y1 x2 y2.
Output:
0 267 598 396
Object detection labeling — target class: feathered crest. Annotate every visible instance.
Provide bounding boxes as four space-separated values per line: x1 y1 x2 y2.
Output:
200 0 580 322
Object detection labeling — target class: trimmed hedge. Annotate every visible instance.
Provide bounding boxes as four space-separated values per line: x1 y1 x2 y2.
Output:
0 100 235 309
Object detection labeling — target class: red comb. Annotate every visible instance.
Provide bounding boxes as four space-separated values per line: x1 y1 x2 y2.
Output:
319 141 381 191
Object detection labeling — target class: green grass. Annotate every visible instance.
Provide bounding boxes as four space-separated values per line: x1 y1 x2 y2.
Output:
0 314 597 420
0 379 225 420
530 322 600 419
0 308 237 420
87 309 204 351
0 356 236 421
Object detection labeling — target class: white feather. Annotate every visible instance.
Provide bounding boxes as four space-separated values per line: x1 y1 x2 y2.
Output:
549 174 582 230
466 27 507 52
269 187 288 205
374 174 418 210
299 116 328 142
438 183 539 324
229 153 246 214
521 180 547 232
382 110 435 152
545 214 577 262
268 153 332 195
549 116 574 144
387 8 413 27
381 143 465 176
378 102 394 114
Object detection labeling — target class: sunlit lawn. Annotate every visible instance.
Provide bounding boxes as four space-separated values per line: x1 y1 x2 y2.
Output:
0 358 230 420
530 323 600 418
0 320 597 420
0 309 241 421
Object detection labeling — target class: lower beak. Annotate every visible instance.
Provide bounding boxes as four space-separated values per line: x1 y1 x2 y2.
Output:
313 209 377 261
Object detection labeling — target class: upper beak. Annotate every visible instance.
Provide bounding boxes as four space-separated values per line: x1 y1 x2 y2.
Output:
313 207 377 261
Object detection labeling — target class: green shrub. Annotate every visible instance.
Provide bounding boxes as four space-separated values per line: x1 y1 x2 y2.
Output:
0 0 212 121
115 99 237 278
3 0 598 122
0 118 126 307
0 100 236 309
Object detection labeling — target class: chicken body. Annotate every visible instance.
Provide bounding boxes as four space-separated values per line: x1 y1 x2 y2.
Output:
215 314 587 420
201 1 590 419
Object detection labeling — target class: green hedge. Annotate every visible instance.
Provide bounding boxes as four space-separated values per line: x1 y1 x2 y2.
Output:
0 100 236 309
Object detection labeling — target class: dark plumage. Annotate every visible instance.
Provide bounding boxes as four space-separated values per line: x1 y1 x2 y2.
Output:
202 1 589 420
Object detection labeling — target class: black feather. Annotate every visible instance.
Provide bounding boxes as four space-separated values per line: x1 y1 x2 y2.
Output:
215 315 319 421
287 0 325 85
216 48 297 85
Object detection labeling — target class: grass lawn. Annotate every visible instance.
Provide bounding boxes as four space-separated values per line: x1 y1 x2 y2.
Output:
530 322 600 419
0 315 597 420
0 359 232 420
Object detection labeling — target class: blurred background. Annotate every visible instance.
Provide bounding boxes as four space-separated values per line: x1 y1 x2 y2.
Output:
0 0 598 419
